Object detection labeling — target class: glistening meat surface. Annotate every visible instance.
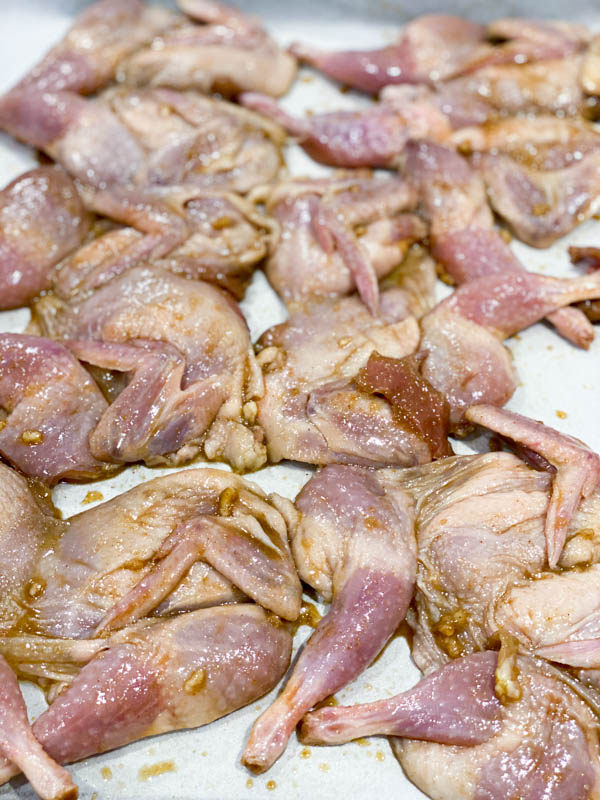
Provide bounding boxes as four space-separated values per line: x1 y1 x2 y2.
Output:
0 606 292 783
290 15 487 93
405 139 594 349
257 173 423 311
255 289 447 467
3 0 175 96
394 655 600 800
121 0 296 96
0 86 285 193
242 464 416 772
0 3 599 799
300 652 502 747
0 462 62 633
381 437 600 674
0 468 301 642
290 16 588 94
0 166 89 309
53 185 271 299
35 267 266 471
0 655 76 800
0 334 113 483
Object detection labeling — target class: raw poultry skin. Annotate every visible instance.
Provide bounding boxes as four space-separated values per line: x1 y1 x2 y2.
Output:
301 649 600 800
299 439 600 799
382 56 587 130
239 20 590 169
0 166 90 309
240 92 411 168
254 236 443 469
53 185 272 299
466 404 600 568
0 606 292 786
404 138 594 349
0 468 300 643
419 266 600 427
0 462 61 633
406 151 600 425
290 16 587 94
0 461 298 790
0 0 296 227
0 86 285 194
24 0 298 98
387 451 553 672
300 651 502 747
289 15 488 93
382 429 600 673
449 117 600 248
394 655 600 800
34 267 266 471
121 0 297 97
256 289 442 466
257 173 424 312
1 2 600 799
0 654 76 800
242 464 416 772
3 0 176 96
355 351 452 461
0 334 114 483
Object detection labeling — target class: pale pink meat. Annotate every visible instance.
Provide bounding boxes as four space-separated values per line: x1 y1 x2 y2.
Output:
240 92 409 168
21 469 300 639
35 267 266 470
383 449 600 676
290 16 587 95
242 465 415 772
259 174 423 309
300 651 501 747
0 606 292 786
121 0 296 96
405 138 594 349
395 656 600 800
6 0 175 96
0 656 77 800
467 405 600 567
0 87 284 193
0 334 112 483
0 166 89 309
94 513 301 633
381 452 551 672
419 267 600 426
448 116 600 248
0 462 61 632
382 56 585 130
290 15 486 93
53 186 269 299
256 289 431 466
